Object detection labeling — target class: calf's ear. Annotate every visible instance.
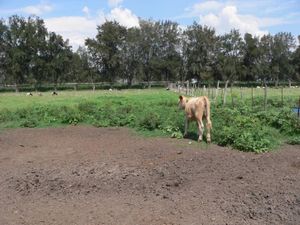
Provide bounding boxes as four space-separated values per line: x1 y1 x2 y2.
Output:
179 95 183 100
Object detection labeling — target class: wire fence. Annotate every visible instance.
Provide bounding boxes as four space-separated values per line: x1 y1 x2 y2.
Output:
168 81 300 114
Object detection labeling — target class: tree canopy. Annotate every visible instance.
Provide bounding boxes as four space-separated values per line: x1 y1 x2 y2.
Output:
1 15 299 90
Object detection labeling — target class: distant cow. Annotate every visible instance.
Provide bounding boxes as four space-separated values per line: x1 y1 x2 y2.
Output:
178 95 212 143
26 92 33 96
52 91 58 96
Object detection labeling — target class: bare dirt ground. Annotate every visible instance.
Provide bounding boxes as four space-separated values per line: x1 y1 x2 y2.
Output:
0 126 299 225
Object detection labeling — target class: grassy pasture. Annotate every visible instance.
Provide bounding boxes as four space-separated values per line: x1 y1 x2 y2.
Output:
0 88 299 152
1 87 299 110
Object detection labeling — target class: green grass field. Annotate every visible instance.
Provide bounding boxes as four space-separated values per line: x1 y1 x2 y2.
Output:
1 87 299 110
0 88 299 152
0 89 175 110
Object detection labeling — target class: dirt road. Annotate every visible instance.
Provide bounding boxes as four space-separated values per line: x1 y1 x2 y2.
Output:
0 126 299 225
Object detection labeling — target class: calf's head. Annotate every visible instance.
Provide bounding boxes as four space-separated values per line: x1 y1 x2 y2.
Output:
178 95 188 109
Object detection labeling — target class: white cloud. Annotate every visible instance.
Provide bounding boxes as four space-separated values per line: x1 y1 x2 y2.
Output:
0 2 53 16
182 0 299 37
107 7 139 28
185 2 268 37
44 7 139 50
186 0 223 15
200 5 267 36
108 0 123 8
22 3 53 15
82 6 90 17
45 16 100 50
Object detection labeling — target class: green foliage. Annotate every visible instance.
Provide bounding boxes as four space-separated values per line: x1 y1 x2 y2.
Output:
0 90 299 152
286 136 300 145
138 112 161 130
20 118 38 128
211 105 297 152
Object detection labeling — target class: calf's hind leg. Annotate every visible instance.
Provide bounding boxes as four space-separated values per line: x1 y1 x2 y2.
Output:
205 119 212 143
197 120 204 142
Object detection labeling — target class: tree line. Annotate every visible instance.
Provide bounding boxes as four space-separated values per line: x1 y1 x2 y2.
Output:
1 15 300 91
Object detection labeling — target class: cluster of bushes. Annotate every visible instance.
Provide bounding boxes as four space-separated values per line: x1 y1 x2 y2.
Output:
0 96 299 152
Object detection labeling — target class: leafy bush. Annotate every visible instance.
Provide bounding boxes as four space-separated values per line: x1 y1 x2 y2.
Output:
138 112 161 130
20 118 38 128
286 136 300 145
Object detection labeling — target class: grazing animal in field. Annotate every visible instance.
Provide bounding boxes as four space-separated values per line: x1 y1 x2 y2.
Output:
26 92 33 96
38 92 42 96
178 95 212 143
52 91 58 96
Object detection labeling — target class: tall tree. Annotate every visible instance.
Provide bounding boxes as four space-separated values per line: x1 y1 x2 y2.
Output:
182 22 217 81
292 36 300 81
45 32 72 90
85 21 126 84
0 19 8 85
271 32 295 86
242 33 260 81
5 15 28 92
138 19 161 87
156 20 181 82
119 27 141 86
24 16 48 90
214 29 244 82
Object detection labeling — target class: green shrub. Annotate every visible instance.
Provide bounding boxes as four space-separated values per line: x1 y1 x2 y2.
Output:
286 136 300 145
138 112 161 130
20 118 38 128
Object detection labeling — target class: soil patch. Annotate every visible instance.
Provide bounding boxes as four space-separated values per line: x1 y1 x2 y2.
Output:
0 126 299 225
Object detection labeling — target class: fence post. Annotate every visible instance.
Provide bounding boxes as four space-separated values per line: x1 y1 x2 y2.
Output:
264 85 267 110
215 80 220 102
186 81 189 95
231 86 234 107
240 87 243 101
280 86 284 107
251 87 254 109
223 80 229 106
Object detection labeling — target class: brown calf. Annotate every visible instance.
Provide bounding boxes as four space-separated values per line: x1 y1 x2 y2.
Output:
178 95 212 143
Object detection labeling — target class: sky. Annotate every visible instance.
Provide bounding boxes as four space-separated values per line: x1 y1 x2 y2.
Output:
1 0 300 50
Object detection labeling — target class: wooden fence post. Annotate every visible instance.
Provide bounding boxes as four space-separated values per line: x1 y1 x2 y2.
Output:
240 87 243 101
264 85 267 110
223 80 229 106
251 87 254 108
215 80 220 101
281 87 284 107
231 86 234 107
